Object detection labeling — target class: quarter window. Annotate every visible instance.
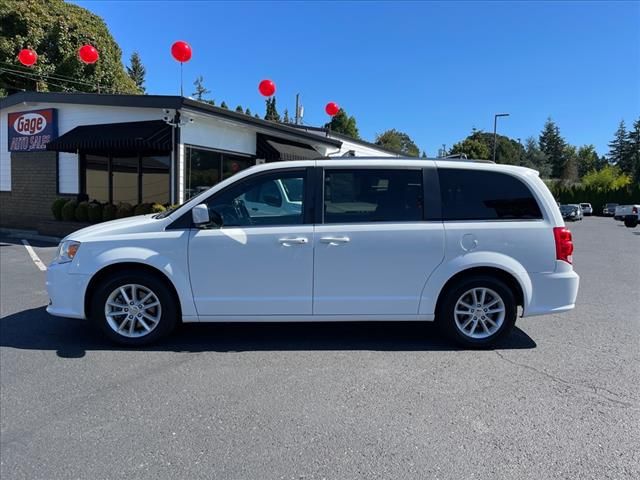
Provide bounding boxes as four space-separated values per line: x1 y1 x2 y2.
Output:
323 169 424 223
205 170 305 227
438 169 542 221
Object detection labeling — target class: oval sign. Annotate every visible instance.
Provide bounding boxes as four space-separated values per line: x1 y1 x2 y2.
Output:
13 112 47 136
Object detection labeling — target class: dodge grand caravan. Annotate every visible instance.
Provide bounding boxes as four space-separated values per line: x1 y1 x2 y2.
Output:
46 159 579 347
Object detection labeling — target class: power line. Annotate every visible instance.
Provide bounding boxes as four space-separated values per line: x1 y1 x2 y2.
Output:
0 60 104 87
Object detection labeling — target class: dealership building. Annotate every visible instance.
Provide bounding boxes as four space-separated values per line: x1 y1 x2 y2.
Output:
0 92 398 230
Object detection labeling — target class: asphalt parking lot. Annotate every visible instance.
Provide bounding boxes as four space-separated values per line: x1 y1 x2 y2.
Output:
1 217 639 479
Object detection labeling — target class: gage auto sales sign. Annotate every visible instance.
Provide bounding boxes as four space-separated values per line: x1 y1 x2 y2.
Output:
8 109 58 152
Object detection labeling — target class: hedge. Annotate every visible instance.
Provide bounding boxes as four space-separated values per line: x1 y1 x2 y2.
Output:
116 202 134 218
87 202 103 223
552 183 640 215
51 198 67 220
102 204 118 222
75 201 89 222
61 200 78 221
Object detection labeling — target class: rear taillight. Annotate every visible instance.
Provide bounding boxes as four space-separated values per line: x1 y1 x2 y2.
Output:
553 227 574 264
633 206 638 214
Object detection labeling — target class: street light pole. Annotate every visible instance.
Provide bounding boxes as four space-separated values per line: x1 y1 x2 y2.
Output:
493 113 510 163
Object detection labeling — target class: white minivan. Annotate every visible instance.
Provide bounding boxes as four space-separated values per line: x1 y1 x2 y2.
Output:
46 159 579 347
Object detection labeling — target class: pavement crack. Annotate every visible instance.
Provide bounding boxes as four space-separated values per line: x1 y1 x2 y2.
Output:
494 350 639 409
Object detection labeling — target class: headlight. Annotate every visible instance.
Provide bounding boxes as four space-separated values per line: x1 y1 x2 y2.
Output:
54 240 81 264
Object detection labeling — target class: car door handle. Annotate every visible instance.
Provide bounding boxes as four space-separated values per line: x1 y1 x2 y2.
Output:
320 236 350 245
278 237 308 246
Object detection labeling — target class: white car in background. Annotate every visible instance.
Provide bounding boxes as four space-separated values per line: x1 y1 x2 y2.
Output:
46 159 579 348
614 205 637 221
623 205 639 228
579 203 592 216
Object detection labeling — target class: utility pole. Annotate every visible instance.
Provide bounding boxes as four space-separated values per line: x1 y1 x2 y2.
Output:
294 93 300 125
493 113 510 162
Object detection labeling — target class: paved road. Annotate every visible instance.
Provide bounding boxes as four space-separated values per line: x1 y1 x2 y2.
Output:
1 217 639 479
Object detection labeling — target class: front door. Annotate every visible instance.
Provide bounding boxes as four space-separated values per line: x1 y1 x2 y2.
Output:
189 168 313 317
313 167 445 315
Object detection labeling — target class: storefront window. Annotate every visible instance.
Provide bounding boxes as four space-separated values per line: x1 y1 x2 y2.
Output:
112 156 138 204
82 153 170 205
186 146 253 199
85 154 109 203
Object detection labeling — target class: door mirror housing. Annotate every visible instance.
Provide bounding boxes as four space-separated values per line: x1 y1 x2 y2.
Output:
192 204 211 226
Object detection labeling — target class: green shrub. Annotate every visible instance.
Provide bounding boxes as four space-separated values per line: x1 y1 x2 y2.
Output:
51 198 68 220
102 204 117 222
87 202 103 223
116 202 134 219
61 200 78 222
151 203 166 213
134 203 153 215
75 201 89 222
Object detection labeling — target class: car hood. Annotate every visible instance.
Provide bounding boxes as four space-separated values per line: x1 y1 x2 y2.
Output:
64 214 168 242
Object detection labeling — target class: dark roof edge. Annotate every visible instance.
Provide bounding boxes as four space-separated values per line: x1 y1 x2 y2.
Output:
286 124 408 157
1 92 342 148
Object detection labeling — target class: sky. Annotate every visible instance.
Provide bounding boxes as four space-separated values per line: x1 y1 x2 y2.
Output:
73 0 640 156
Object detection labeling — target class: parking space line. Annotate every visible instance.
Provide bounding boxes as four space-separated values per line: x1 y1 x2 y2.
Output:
21 239 48 272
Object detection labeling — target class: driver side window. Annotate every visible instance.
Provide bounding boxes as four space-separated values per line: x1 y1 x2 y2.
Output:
204 170 305 227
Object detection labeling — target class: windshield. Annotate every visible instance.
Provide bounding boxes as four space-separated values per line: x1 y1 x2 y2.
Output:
580 204 589 207
560 205 574 213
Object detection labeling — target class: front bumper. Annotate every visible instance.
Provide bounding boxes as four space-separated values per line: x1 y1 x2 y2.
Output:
46 262 91 319
524 265 580 317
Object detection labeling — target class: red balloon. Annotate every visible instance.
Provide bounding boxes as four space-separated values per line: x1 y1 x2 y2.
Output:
78 44 99 64
18 48 37 67
325 102 340 116
171 41 192 63
258 79 276 97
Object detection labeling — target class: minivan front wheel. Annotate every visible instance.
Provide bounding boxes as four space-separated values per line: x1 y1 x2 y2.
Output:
91 272 178 346
437 275 517 347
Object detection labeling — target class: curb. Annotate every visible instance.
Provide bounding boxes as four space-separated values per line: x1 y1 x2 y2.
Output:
0 228 61 244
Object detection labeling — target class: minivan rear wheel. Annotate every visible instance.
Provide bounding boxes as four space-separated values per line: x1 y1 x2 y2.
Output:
90 271 178 346
437 275 517 347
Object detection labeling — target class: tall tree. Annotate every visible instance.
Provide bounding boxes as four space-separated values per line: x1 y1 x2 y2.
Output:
522 137 551 177
576 145 599 178
450 135 490 160
245 107 252 116
0 0 138 94
264 97 281 122
374 129 420 156
450 130 522 164
220 101 228 110
323 108 359 139
608 120 628 167
283 109 290 124
126 51 146 93
235 105 243 113
192 76 211 101
626 118 640 183
539 118 566 178
562 145 579 183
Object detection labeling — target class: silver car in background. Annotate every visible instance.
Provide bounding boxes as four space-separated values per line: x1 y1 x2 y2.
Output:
580 203 593 216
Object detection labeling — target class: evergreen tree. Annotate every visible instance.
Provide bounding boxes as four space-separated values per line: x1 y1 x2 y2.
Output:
283 109 290 124
626 118 640 183
323 108 359 139
523 137 551 177
538 118 566 178
254 114 260 119
577 145 599 178
609 120 633 174
192 76 211 101
421 151 427 158
264 97 281 122
235 105 243 113
126 52 146 93
245 108 252 116
220 101 228 109
562 145 579 183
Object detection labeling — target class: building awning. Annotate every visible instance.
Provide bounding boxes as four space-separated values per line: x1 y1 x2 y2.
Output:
47 120 172 154
256 133 323 161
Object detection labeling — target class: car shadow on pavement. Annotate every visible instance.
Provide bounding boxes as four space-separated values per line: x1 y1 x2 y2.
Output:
1 307 537 358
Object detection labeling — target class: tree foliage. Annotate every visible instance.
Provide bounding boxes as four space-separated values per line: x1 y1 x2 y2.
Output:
626 118 640 183
374 129 420 156
576 145 599 178
0 0 138 94
581 165 631 191
324 108 359 139
539 118 566 178
450 134 490 160
522 137 551 177
235 105 243 113
264 97 280 122
126 51 145 93
450 130 523 165
192 75 211 101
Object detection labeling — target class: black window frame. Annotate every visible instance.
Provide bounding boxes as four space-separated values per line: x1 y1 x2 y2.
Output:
169 166 315 229
437 167 544 222
317 166 433 225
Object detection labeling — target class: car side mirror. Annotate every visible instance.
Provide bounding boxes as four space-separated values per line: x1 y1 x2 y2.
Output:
192 204 211 227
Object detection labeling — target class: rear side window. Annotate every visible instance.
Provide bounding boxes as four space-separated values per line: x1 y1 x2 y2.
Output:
324 169 423 223
438 169 542 221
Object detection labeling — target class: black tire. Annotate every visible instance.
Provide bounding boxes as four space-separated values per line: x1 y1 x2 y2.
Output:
90 271 178 346
624 216 638 228
436 275 517 348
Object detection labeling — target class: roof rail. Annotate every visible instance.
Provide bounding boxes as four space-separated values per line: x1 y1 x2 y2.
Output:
442 154 495 163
